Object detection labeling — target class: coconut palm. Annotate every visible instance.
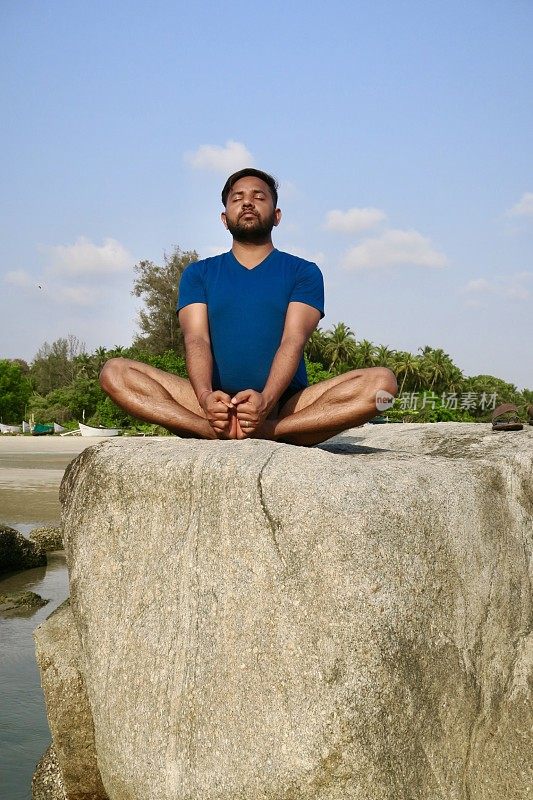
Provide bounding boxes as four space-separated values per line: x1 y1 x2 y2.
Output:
394 351 422 394
355 339 377 368
419 347 457 393
373 345 395 368
323 323 357 373
305 328 328 366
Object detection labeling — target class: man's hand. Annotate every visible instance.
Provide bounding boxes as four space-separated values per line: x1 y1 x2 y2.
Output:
199 390 235 438
231 389 271 437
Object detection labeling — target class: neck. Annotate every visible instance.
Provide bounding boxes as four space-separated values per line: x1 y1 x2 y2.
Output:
231 239 274 269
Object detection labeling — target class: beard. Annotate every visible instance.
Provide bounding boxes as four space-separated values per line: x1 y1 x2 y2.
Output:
225 210 276 244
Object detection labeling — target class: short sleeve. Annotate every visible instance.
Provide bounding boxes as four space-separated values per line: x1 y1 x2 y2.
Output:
177 262 207 311
289 261 325 319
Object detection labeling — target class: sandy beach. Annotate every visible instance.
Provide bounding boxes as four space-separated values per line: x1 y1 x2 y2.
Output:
0 436 112 524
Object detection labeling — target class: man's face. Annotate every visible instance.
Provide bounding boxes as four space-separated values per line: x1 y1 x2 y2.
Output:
221 176 281 243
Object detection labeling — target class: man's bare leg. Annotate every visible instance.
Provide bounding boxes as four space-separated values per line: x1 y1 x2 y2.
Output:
257 367 398 446
99 358 219 438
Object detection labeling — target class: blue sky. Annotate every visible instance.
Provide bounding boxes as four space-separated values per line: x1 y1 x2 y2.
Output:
1 0 532 388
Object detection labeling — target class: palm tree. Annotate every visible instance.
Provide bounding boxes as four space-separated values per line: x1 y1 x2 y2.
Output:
305 328 328 366
419 348 456 392
394 352 422 394
323 323 357 373
355 339 377 368
374 345 395 368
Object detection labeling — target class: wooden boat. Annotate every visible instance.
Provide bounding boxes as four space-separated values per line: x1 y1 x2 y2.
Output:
0 423 22 434
79 422 120 437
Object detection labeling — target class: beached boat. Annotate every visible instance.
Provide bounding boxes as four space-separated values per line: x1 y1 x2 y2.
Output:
22 421 31 433
53 423 67 433
79 422 120 437
0 423 22 434
32 423 54 436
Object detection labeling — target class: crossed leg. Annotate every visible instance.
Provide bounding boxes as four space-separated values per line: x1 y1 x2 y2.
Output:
99 358 217 438
99 358 397 446
271 367 398 446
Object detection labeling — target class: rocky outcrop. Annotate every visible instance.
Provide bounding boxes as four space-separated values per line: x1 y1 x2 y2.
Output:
36 424 532 799
0 590 48 613
32 745 66 800
0 523 46 574
30 526 64 551
33 600 108 800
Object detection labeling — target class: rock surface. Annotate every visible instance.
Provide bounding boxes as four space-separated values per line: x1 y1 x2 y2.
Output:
0 590 48 613
0 523 47 574
44 423 532 799
32 745 66 800
30 526 64 551
33 600 108 800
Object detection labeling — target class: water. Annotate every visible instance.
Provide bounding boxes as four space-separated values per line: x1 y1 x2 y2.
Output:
0 525 69 800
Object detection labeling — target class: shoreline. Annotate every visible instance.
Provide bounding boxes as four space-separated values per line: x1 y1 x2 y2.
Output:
0 437 112 524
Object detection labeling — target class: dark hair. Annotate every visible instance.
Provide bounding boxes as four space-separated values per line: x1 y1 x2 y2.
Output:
221 168 279 207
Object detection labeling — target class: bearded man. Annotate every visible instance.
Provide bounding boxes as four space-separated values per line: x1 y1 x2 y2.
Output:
100 168 397 445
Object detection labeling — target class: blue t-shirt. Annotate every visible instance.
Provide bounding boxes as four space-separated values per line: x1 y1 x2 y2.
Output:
177 249 324 395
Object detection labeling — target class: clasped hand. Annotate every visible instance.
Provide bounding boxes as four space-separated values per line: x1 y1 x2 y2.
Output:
199 389 270 439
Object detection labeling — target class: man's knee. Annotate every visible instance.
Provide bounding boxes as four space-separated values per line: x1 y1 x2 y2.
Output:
359 367 397 412
370 366 398 396
99 357 128 395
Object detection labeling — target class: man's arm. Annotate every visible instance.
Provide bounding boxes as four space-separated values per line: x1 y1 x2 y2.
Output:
178 304 234 437
231 302 321 431
178 303 213 402
262 301 322 409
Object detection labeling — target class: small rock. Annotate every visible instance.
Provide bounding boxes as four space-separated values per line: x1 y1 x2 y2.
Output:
0 591 49 613
30 526 64 551
0 524 47 574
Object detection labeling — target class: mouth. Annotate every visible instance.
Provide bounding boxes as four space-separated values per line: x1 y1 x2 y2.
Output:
240 210 258 219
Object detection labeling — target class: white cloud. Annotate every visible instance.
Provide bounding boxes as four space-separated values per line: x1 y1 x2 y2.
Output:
505 192 533 218
325 207 386 233
184 140 254 173
5 269 34 288
47 237 132 277
342 229 448 271
462 272 532 302
55 286 103 306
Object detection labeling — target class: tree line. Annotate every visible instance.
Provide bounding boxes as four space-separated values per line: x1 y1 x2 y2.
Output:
1 246 531 429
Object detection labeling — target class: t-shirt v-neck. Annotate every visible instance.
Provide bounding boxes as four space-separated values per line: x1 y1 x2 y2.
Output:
229 248 276 272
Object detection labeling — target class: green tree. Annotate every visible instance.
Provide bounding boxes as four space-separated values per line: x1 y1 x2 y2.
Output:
323 322 357 373
132 246 198 355
354 339 376 369
304 328 328 367
0 360 32 422
394 351 422 394
31 335 86 394
373 345 396 368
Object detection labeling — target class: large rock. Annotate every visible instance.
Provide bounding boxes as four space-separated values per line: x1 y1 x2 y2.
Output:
0 523 47 573
33 600 108 800
50 424 531 799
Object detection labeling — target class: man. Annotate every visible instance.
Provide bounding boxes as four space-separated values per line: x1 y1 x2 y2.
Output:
100 168 397 446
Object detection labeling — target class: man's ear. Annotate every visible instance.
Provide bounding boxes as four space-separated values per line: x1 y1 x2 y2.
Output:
274 208 282 227
221 211 228 229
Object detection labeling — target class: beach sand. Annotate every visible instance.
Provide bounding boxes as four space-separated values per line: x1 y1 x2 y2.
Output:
0 436 112 524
